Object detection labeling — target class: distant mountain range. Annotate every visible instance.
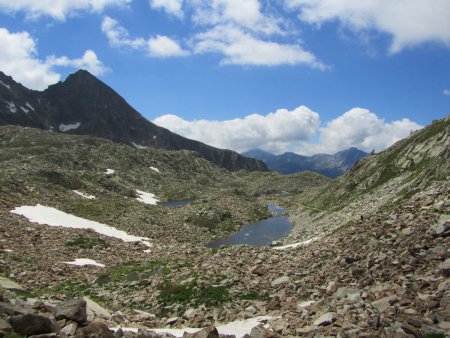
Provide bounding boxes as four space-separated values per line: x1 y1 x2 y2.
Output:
242 147 369 178
0 70 268 172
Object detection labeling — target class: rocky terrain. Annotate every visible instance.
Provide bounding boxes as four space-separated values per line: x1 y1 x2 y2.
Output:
0 115 449 337
0 70 267 172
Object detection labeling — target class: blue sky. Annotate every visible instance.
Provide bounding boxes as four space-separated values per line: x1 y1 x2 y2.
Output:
0 0 449 155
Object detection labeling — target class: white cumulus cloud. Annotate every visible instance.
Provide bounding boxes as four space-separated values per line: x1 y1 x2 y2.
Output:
0 27 108 90
150 0 184 18
154 105 321 153
0 0 130 20
101 16 188 57
297 108 423 155
193 24 324 67
46 50 109 76
285 0 450 53
154 106 422 156
444 89 450 96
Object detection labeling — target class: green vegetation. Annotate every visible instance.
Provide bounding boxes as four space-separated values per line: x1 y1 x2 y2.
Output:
65 235 107 249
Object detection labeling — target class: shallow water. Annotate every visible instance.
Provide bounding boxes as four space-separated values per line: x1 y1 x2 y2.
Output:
159 199 192 208
206 204 293 248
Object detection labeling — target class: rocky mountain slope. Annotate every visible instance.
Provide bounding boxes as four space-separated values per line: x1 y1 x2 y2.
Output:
243 147 368 178
0 116 449 337
0 70 267 172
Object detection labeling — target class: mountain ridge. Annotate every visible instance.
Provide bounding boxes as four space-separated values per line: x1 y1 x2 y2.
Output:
243 147 369 178
0 69 268 172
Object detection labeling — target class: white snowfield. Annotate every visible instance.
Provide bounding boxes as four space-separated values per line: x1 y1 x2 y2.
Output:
272 237 319 250
6 101 16 113
0 80 11 90
10 205 151 247
59 122 81 132
114 316 272 338
64 258 105 268
136 190 159 205
73 190 96 199
104 168 115 175
149 166 161 173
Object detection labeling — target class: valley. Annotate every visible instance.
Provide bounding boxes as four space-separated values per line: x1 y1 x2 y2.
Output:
0 114 449 337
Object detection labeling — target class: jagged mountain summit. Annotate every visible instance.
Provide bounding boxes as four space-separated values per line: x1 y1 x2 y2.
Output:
243 147 369 178
0 70 268 172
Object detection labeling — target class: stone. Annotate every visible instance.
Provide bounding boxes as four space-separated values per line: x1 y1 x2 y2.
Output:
313 312 337 326
83 296 111 320
0 276 25 291
55 299 87 324
126 271 140 282
75 320 114 338
166 317 178 325
371 296 397 312
0 318 12 333
60 322 78 336
0 302 26 316
184 308 197 319
249 325 275 338
94 274 112 286
334 287 360 300
271 276 289 287
326 281 338 294
10 313 54 336
438 258 450 277
182 325 219 338
265 296 281 311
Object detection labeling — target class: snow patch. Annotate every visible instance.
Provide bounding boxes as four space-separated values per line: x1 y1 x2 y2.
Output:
10 204 152 247
25 102 35 111
104 169 115 175
0 80 10 90
136 190 159 205
64 258 105 268
114 316 272 338
150 166 161 173
132 142 147 149
20 106 29 114
4 101 16 113
73 190 96 200
59 122 81 132
4 249 13 253
273 237 319 250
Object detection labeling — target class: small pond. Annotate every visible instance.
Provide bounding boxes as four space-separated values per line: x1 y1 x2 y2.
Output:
206 204 293 248
158 199 192 208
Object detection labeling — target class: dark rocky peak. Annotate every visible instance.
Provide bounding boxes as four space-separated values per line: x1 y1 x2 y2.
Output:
0 70 268 172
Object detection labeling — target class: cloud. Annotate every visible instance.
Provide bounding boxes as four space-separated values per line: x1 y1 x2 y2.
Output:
148 35 189 57
444 89 450 96
46 50 109 76
285 0 450 53
0 27 108 90
154 105 321 153
154 106 422 155
193 24 324 67
191 0 281 35
101 16 188 57
150 0 184 18
0 0 130 20
297 108 423 155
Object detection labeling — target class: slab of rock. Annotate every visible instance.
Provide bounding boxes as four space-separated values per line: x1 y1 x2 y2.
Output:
249 325 277 338
438 258 450 277
271 276 289 287
182 325 219 338
60 322 78 336
75 320 114 338
55 299 87 324
313 312 337 326
371 296 397 312
10 313 54 336
83 296 111 320
0 277 25 291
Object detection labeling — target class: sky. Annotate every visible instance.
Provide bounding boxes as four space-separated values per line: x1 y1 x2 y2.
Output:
0 0 449 155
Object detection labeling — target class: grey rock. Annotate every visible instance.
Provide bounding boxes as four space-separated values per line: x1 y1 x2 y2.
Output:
75 320 114 338
10 313 54 336
182 325 219 338
94 274 112 286
271 276 289 287
55 299 87 324
313 312 337 326
60 322 78 336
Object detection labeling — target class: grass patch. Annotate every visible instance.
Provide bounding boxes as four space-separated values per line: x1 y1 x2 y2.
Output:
65 235 107 249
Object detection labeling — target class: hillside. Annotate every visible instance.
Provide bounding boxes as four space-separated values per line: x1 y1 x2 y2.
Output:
0 116 449 337
0 70 268 172
243 147 368 178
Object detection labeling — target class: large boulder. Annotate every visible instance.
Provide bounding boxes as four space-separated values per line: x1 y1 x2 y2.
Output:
10 313 54 336
55 299 87 324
